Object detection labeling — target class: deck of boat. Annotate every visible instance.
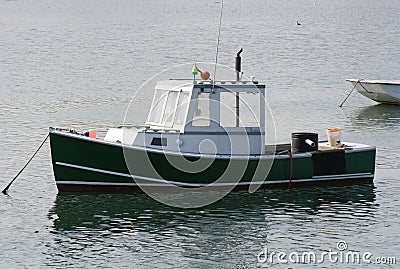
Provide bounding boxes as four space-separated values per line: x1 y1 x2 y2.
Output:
265 142 374 155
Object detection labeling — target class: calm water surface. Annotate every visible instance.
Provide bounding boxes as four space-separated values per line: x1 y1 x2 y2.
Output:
0 0 399 268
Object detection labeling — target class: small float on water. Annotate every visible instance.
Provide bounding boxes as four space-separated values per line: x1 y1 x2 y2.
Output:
49 52 376 192
347 79 400 105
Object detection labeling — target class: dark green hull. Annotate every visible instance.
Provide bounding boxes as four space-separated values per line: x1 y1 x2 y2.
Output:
49 128 376 192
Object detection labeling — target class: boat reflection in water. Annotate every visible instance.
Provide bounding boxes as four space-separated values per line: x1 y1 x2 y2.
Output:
353 104 400 170
45 184 377 267
354 104 400 128
48 183 377 232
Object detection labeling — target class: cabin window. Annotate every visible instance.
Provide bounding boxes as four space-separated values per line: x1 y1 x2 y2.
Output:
239 92 261 127
219 92 236 127
192 92 210 126
174 92 190 127
162 91 179 127
151 137 167 146
219 92 260 127
148 90 168 124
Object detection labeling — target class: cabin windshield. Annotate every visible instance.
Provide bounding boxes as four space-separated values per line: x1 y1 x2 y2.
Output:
146 88 191 130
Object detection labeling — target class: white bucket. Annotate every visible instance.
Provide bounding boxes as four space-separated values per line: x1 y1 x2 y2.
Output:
326 127 342 147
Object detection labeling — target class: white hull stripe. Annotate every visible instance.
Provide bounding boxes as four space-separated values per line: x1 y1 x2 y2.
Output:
56 162 202 187
55 162 373 187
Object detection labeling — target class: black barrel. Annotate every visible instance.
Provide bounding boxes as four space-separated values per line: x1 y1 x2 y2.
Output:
291 132 318 153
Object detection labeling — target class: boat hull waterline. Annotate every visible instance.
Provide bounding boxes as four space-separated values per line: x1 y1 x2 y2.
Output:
50 128 376 192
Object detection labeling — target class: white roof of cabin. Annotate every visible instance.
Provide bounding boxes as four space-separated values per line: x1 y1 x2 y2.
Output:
156 79 263 93
155 80 194 91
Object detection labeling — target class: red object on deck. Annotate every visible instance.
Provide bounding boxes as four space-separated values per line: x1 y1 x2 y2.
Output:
85 129 96 138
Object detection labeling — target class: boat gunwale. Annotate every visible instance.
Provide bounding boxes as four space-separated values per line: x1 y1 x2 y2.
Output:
346 78 400 86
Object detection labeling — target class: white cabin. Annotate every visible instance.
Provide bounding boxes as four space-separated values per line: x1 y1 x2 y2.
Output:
105 79 266 155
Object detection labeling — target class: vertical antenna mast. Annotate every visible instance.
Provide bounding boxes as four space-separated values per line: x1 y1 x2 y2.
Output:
212 0 224 87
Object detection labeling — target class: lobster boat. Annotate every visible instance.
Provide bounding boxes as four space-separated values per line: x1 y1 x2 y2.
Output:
49 54 376 193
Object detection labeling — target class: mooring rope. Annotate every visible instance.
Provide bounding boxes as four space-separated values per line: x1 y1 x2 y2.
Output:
2 133 50 195
339 78 363 107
